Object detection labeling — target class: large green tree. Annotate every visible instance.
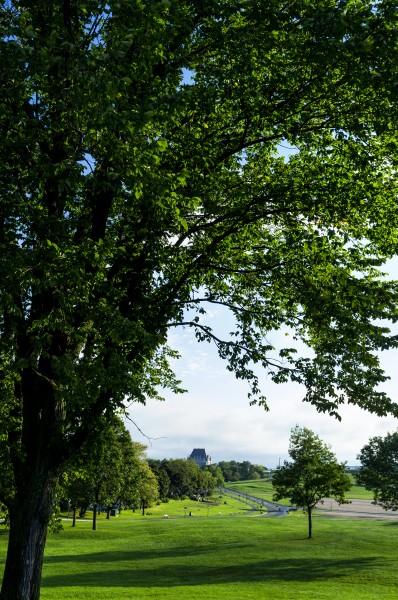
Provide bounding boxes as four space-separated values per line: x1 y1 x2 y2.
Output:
357 431 398 511
272 426 351 538
2 0 398 597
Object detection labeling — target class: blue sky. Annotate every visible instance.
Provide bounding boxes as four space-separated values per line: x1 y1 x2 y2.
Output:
127 258 398 468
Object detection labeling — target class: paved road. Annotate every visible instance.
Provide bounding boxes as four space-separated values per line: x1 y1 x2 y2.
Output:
316 497 398 520
220 487 290 517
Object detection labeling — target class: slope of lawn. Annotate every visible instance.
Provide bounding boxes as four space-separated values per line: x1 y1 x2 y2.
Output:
62 493 263 526
225 478 274 497
1 510 397 599
226 475 373 503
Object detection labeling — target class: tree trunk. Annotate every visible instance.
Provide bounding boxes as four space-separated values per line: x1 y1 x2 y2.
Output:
92 504 97 531
307 505 312 539
72 506 76 527
0 469 57 600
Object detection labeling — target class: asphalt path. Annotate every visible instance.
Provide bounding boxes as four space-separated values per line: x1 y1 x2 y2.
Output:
220 487 290 517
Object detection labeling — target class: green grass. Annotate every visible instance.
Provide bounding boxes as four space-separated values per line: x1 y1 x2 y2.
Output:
226 476 374 503
62 493 260 525
1 510 398 599
225 478 274 497
345 475 374 500
0 483 390 598
0 513 398 600
225 479 293 505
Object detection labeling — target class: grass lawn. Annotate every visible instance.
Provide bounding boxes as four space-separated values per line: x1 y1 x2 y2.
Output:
61 493 262 527
1 510 397 599
226 476 374 504
225 479 292 505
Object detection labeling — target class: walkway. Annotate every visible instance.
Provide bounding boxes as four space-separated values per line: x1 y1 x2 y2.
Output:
220 487 290 517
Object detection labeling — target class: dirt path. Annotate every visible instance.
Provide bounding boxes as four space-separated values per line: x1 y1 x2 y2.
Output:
316 498 398 520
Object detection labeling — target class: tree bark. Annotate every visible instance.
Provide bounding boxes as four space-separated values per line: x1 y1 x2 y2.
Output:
0 469 57 600
307 505 312 539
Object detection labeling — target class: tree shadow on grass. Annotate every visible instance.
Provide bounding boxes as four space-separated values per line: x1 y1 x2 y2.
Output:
42 556 384 589
44 543 251 565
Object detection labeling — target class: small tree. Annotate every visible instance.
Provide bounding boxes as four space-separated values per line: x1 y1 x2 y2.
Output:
357 431 398 511
135 462 159 515
272 426 351 538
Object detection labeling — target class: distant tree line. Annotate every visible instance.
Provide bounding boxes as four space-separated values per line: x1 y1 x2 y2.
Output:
216 460 269 482
147 460 224 500
146 459 270 498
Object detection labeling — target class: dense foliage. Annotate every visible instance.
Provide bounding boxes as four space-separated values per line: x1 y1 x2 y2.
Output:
2 0 398 597
357 431 398 511
60 417 159 526
272 426 351 538
216 460 268 481
148 458 222 500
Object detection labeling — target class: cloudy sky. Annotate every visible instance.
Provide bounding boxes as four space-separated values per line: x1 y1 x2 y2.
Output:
127 260 398 469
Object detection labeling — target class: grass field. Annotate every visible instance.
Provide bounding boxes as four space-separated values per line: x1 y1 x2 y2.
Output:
1 512 396 600
0 482 392 599
225 475 373 503
60 494 265 527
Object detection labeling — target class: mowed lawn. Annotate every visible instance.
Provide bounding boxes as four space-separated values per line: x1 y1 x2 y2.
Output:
226 475 373 503
1 510 397 600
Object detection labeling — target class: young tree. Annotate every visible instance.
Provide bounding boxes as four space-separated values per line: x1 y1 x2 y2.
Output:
357 431 398 511
272 426 351 539
2 1 398 596
134 461 159 516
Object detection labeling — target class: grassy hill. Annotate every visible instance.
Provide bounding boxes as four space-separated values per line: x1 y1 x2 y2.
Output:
225 475 373 503
0 508 395 599
0 481 389 599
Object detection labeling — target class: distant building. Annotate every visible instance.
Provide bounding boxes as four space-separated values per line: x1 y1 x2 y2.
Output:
188 448 212 467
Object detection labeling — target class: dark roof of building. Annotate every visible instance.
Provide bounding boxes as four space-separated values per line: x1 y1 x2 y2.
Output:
189 448 208 458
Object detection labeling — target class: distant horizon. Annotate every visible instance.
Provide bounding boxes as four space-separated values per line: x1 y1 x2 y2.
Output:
143 447 362 471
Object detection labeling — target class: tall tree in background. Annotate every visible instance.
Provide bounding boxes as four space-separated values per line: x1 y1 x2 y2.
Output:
272 426 351 538
60 416 149 528
147 460 171 500
2 0 398 597
134 461 159 515
357 431 398 511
